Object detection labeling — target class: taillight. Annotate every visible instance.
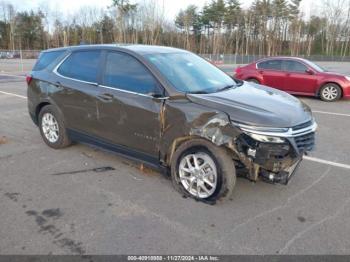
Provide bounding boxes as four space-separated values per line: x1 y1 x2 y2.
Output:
26 75 32 85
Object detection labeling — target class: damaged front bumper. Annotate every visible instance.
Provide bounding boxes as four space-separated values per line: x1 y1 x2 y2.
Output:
259 157 302 185
232 120 317 184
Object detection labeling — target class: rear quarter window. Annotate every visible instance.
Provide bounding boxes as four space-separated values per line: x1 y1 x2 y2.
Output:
33 51 65 71
257 60 282 70
57 51 101 83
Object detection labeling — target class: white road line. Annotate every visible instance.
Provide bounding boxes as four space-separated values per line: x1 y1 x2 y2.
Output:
313 110 350 117
0 91 27 99
0 73 26 78
304 156 350 170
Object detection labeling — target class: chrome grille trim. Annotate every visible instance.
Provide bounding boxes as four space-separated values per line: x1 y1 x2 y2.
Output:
238 121 317 138
294 132 316 152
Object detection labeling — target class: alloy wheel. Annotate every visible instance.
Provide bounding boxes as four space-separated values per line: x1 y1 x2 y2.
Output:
178 152 217 198
322 85 339 101
41 113 59 143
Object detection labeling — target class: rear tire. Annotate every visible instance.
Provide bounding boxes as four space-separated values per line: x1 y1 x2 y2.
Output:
319 83 341 102
171 139 236 202
38 105 71 149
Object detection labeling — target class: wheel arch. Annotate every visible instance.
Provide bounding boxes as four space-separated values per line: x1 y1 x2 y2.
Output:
159 103 240 167
35 101 51 125
165 135 236 166
166 135 200 166
35 99 65 125
245 76 261 83
316 81 343 97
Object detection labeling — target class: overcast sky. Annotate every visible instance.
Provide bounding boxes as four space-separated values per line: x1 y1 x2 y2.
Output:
9 0 316 20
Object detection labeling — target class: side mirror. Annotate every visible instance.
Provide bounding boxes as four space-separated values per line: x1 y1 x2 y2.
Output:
149 85 168 100
151 92 164 98
305 69 314 75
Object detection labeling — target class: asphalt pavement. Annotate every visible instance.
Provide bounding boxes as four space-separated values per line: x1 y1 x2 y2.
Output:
0 61 349 255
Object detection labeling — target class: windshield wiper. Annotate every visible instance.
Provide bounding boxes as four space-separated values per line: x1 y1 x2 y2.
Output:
187 91 209 94
235 79 244 86
217 84 235 92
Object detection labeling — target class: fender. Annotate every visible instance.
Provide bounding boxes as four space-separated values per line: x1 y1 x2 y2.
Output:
316 78 345 96
28 69 66 121
160 99 239 166
33 98 66 126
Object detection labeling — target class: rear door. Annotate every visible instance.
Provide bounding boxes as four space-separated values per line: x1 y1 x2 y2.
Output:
97 51 164 158
257 60 287 90
52 50 102 136
282 60 318 94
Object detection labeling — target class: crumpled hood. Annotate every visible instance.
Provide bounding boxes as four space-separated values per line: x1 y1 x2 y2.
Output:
187 82 313 128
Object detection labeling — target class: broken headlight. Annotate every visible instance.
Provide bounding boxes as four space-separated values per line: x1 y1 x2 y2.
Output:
232 121 288 143
248 133 286 143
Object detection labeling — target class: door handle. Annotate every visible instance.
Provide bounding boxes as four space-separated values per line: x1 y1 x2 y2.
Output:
98 93 114 102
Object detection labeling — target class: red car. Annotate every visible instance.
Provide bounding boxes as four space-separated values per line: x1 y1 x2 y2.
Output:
234 57 350 102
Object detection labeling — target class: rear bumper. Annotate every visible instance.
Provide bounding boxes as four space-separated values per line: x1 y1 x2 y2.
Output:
29 111 37 125
27 99 38 125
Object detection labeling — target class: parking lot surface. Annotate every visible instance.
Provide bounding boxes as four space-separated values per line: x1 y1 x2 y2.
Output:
0 60 350 255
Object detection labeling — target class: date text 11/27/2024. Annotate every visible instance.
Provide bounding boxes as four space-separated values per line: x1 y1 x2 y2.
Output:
127 255 220 261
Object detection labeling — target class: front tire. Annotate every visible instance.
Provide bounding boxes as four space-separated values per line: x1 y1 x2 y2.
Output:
320 83 341 102
38 105 71 149
171 139 236 202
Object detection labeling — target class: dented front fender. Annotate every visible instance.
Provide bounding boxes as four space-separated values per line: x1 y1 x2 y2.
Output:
160 98 240 164
160 98 303 183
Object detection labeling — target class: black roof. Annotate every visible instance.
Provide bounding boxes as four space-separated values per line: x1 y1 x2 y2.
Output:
43 44 187 55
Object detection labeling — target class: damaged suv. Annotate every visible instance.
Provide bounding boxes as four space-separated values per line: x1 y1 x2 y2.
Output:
27 45 317 202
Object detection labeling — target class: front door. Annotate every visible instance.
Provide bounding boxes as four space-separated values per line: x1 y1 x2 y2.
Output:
97 51 164 159
282 60 318 94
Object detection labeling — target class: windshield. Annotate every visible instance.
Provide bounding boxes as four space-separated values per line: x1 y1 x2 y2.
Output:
304 60 326 72
144 52 237 94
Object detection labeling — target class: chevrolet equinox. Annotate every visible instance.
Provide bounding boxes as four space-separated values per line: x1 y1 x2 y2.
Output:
27 45 317 202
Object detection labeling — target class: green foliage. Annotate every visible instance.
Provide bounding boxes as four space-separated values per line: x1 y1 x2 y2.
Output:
0 21 9 48
0 0 348 57
14 11 45 49
111 0 137 13
175 5 202 35
224 0 242 29
202 0 226 28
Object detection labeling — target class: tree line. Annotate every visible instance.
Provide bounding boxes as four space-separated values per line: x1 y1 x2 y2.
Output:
0 0 349 57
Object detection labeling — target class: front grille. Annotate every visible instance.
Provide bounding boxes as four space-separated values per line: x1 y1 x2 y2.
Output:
292 120 313 131
294 132 315 152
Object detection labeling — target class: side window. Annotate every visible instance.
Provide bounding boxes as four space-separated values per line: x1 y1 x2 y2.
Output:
283 60 307 73
57 51 100 83
33 51 64 71
257 60 282 70
102 52 158 95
